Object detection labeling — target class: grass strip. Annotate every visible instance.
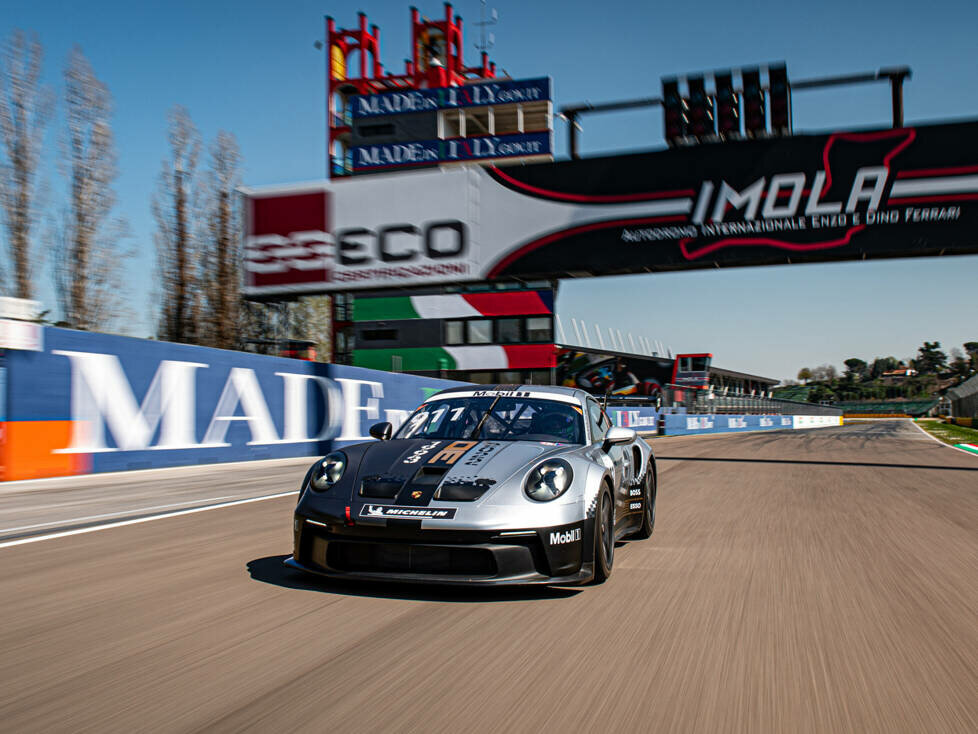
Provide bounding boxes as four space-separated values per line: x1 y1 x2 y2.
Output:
915 419 978 446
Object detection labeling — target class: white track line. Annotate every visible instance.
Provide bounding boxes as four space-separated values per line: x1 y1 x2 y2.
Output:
0 494 244 534
0 455 313 495
909 420 978 457
0 490 299 550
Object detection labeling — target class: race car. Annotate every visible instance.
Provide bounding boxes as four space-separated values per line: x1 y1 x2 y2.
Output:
286 384 657 585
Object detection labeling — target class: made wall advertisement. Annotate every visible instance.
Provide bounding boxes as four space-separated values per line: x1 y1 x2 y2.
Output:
0 327 457 480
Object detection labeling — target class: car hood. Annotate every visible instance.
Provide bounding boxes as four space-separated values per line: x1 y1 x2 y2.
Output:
345 438 578 501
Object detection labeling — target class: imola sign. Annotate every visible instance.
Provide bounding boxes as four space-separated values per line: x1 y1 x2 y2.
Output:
241 119 978 295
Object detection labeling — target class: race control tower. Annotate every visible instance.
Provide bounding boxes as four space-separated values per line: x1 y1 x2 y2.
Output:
327 3 553 177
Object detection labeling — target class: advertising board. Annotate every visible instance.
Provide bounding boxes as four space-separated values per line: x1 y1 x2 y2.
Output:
351 131 551 172
350 77 552 118
242 119 978 295
0 327 458 480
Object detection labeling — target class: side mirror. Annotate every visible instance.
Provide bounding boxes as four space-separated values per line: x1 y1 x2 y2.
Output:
602 426 635 451
369 421 393 441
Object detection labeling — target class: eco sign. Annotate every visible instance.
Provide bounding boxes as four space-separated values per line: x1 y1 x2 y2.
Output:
241 119 978 294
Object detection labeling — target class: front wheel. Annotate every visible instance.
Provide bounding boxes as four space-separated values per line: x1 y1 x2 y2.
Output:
630 467 656 540
591 488 615 584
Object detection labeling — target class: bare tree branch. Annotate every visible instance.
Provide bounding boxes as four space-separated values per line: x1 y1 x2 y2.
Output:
153 105 201 343
0 30 53 298
199 130 241 349
52 46 130 331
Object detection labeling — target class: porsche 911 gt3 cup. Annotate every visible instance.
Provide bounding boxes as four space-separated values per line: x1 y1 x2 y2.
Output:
287 384 657 585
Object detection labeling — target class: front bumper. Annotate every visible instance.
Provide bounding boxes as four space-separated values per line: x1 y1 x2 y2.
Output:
289 514 593 586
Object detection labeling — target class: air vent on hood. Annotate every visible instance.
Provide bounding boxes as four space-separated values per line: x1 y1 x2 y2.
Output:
435 479 495 501
360 476 404 498
412 466 449 486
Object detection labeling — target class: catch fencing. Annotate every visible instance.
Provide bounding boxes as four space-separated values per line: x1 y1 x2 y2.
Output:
612 386 843 417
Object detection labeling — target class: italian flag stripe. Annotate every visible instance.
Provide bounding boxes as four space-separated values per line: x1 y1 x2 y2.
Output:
351 344 556 372
502 344 557 368
956 443 978 455
352 297 419 322
351 291 554 321
411 294 481 319
352 348 456 371
462 291 552 316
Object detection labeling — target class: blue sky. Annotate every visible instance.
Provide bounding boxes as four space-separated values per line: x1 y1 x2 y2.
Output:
2 0 977 381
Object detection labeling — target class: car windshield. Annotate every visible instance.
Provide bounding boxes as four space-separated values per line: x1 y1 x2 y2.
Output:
394 394 586 444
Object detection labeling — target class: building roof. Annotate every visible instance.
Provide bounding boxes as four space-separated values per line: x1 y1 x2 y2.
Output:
707 366 780 386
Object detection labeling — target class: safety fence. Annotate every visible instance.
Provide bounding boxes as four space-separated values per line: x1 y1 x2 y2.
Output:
611 386 843 417
833 399 939 417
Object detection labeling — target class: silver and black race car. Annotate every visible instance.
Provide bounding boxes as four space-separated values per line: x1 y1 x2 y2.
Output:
286 384 657 585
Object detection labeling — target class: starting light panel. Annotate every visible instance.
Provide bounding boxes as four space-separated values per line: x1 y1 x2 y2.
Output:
662 78 687 147
768 64 792 135
661 64 788 145
714 72 739 139
686 76 715 141
741 68 766 138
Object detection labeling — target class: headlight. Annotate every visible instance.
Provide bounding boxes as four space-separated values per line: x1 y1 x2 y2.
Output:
310 452 346 491
524 459 574 502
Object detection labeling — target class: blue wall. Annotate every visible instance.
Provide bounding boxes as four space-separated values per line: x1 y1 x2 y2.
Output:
4 327 460 475
662 413 794 436
606 406 658 431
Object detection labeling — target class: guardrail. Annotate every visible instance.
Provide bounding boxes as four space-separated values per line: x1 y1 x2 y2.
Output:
609 386 842 417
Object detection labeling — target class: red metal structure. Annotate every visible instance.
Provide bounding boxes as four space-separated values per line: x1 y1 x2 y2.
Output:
672 353 713 389
327 3 498 177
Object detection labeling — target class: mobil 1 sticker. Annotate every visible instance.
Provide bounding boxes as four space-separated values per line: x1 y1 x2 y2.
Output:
361 504 457 519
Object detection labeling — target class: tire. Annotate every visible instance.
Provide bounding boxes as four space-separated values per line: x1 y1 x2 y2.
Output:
591 487 615 584
630 466 656 540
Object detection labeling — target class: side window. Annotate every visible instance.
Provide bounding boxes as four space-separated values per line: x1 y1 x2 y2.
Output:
586 399 606 443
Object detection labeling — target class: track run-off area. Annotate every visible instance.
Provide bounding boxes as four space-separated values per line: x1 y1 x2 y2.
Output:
0 420 975 733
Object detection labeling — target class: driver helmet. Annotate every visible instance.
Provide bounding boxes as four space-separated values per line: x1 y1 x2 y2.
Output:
532 408 576 441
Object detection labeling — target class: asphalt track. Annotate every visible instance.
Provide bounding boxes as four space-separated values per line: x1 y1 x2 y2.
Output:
0 420 976 733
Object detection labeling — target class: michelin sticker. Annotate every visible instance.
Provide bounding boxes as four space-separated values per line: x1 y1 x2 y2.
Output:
361 504 457 519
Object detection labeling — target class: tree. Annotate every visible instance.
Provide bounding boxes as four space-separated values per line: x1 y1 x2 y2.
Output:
808 384 835 403
153 105 201 343
53 47 129 331
964 341 978 368
290 295 332 361
199 130 240 349
949 348 971 378
843 358 868 382
869 356 901 379
0 30 52 298
915 341 947 374
240 297 331 361
811 364 838 382
797 367 813 384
